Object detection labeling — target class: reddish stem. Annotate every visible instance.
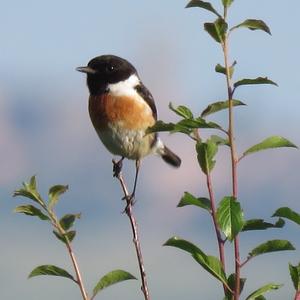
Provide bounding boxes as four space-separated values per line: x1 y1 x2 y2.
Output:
206 173 227 294
114 163 151 300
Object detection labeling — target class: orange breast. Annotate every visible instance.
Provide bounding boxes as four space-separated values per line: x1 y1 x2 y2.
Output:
89 94 155 131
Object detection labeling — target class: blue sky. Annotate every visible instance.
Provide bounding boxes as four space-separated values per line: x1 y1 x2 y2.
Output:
1 1 300 299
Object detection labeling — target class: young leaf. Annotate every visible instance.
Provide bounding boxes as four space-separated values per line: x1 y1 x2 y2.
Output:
14 205 50 221
59 213 81 231
230 19 271 35
169 102 194 119
48 185 68 210
215 61 236 78
53 230 76 244
201 99 246 118
234 77 278 89
243 136 297 157
196 139 218 175
164 237 229 289
222 0 233 8
289 263 300 290
204 18 228 43
28 265 76 282
248 239 295 258
226 273 246 299
210 135 230 146
245 283 282 300
217 196 244 241
13 176 44 206
242 218 285 231
92 270 136 298
177 192 211 212
185 0 221 18
272 207 300 226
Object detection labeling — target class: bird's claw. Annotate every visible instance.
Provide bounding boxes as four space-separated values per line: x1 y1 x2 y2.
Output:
112 158 123 177
122 194 136 213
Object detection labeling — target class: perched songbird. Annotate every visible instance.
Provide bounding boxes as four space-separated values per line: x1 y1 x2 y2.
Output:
77 55 181 199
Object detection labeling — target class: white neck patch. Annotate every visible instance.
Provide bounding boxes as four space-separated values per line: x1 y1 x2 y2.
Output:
108 74 140 97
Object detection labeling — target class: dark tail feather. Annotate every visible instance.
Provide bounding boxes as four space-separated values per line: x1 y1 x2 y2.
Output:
161 146 181 168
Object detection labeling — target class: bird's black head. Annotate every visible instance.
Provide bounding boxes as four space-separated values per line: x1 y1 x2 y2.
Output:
76 55 137 95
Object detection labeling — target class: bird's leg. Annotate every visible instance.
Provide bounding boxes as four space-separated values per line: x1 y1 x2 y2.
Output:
112 157 124 178
131 159 141 202
123 159 140 212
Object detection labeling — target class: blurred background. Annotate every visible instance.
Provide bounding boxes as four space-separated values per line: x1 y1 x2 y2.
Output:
1 0 300 299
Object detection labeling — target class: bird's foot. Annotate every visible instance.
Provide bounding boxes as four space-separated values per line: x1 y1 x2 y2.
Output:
122 193 136 213
112 158 123 177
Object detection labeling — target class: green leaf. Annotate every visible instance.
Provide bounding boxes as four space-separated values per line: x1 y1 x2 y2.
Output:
201 99 246 118
147 117 223 137
185 0 221 18
164 237 229 289
204 18 228 43
231 19 271 35
215 61 236 78
196 139 218 175
210 135 230 146
92 270 136 298
222 0 233 8
217 196 244 241
234 77 278 89
289 263 300 290
59 213 81 231
245 283 282 300
28 265 76 282
14 205 50 221
177 192 211 211
192 253 229 288
48 185 68 210
249 239 295 258
13 176 44 206
177 118 222 130
226 273 246 299
242 218 285 231
146 120 176 134
243 136 297 157
53 230 76 244
169 102 193 119
272 207 300 226
164 236 204 255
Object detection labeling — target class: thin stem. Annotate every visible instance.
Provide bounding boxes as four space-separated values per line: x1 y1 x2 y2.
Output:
294 291 300 300
223 7 241 300
240 256 252 268
113 162 151 300
49 213 89 300
206 172 227 294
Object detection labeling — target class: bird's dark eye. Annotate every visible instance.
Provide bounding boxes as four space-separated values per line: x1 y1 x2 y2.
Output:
106 65 115 72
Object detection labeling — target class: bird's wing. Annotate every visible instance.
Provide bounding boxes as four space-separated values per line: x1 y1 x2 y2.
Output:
135 82 158 120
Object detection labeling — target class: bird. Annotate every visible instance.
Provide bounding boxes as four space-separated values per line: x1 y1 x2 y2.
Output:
76 54 181 202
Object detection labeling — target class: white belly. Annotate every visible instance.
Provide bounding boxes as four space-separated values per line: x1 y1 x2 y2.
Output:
96 122 154 160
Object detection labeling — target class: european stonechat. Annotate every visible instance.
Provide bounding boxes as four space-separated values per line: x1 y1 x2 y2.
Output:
77 55 181 199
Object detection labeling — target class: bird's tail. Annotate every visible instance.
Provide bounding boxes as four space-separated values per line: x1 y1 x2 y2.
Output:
154 138 181 167
161 146 181 167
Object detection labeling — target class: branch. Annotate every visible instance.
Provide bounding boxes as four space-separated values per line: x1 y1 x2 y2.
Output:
49 213 89 300
113 160 151 300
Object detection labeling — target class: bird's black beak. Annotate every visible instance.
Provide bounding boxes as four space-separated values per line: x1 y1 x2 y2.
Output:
76 66 97 74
